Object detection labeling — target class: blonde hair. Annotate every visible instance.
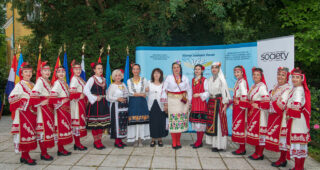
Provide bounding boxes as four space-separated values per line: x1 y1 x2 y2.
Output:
112 69 124 81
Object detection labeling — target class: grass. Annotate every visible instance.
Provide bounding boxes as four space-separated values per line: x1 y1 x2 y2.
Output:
309 145 320 162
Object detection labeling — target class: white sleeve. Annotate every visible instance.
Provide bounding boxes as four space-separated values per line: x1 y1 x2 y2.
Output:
123 83 129 98
32 79 42 93
200 79 209 101
185 77 192 102
83 77 97 104
127 79 134 96
106 85 118 102
51 81 60 95
239 80 248 96
220 78 230 104
160 76 169 103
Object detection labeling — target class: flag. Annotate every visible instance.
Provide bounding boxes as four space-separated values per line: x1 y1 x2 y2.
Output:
5 54 17 96
123 55 129 85
36 50 42 80
105 55 112 88
63 52 70 85
80 54 86 81
51 56 61 85
98 56 102 64
15 53 24 84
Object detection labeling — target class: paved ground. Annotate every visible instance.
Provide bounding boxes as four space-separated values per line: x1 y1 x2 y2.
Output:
0 116 319 170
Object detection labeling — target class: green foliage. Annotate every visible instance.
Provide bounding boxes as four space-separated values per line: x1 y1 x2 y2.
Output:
310 87 320 146
280 0 320 85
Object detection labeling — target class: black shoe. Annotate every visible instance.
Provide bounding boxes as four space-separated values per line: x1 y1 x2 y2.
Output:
190 143 195 147
192 143 203 149
176 145 182 149
57 151 72 156
249 155 264 160
20 158 37 165
211 148 219 152
150 141 156 147
40 154 53 161
158 141 164 147
232 150 246 155
74 144 87 151
114 143 124 149
271 161 287 167
172 145 177 149
121 142 127 147
94 144 105 150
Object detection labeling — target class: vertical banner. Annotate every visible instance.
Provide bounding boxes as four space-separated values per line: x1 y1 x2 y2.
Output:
257 35 295 89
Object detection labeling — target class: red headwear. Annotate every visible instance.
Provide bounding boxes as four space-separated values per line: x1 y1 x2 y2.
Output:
234 66 249 91
90 62 95 69
252 67 267 88
290 68 311 130
37 61 49 78
119 69 124 74
278 67 290 83
19 62 32 80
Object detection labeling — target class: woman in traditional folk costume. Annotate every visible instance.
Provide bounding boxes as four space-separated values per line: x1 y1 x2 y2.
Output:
9 63 37 165
231 65 249 155
30 62 55 161
69 61 87 151
189 64 209 149
205 62 231 152
106 69 129 148
161 61 192 149
83 63 110 150
247 67 270 160
265 67 291 167
127 64 150 146
50 66 73 156
286 68 311 170
148 68 168 147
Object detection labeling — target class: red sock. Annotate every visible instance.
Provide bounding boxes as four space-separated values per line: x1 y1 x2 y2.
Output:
171 133 177 147
176 133 181 146
300 158 305 170
195 132 204 146
258 146 265 156
280 150 287 162
92 130 100 147
74 135 81 147
58 144 65 152
39 142 48 156
251 146 259 159
21 151 30 159
294 158 299 170
235 144 245 153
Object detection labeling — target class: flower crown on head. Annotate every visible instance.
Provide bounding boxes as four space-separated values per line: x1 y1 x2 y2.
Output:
174 60 181 65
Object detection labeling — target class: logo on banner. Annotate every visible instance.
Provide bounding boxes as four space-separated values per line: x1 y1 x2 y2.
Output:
260 51 289 62
181 54 213 69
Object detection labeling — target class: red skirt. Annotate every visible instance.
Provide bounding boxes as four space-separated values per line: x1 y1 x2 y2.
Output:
56 101 73 145
231 104 247 144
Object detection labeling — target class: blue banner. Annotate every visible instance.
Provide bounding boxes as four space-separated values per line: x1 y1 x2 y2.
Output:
136 42 257 134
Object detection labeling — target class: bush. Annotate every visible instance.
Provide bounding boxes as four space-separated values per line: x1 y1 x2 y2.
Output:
310 87 320 146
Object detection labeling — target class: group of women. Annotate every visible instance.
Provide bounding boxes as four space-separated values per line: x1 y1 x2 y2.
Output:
9 59 310 170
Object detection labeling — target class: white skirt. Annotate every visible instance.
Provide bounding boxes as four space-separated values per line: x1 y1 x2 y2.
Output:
205 116 227 149
127 124 150 142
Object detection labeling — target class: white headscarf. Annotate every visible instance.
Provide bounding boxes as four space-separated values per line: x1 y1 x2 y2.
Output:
211 62 231 103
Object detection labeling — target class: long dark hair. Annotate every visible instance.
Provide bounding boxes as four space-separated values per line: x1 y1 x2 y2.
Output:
194 64 204 84
172 62 183 82
151 68 164 83
91 63 103 75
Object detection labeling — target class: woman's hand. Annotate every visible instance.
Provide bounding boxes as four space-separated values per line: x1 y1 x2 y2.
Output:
96 96 102 102
252 103 259 109
223 104 227 112
193 93 200 98
145 87 149 92
164 103 168 112
80 94 85 99
62 98 69 103
234 99 239 105
40 99 49 106
117 97 126 103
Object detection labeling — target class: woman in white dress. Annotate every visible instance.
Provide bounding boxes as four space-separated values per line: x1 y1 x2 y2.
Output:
127 64 150 146
205 62 231 152
69 61 87 151
161 61 192 149
106 69 129 148
286 68 311 170
148 68 168 147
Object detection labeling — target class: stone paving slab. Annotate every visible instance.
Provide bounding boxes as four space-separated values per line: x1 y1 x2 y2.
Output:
0 116 319 170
